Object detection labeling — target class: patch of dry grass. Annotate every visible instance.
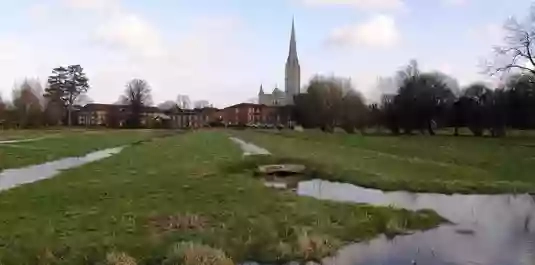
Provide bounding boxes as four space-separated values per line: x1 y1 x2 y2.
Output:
296 230 341 262
106 252 138 265
148 213 209 233
164 242 234 265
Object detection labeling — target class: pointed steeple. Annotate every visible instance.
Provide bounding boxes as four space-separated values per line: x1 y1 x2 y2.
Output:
259 84 264 95
288 17 298 61
285 17 301 104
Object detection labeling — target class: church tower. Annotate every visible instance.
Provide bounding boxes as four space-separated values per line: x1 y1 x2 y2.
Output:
284 18 301 105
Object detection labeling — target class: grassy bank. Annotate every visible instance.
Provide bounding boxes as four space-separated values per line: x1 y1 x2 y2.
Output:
0 130 169 170
231 130 535 194
0 131 443 264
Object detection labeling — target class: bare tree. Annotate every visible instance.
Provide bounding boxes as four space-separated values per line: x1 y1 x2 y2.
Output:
0 94 5 125
341 90 368 134
12 80 44 128
302 75 345 132
121 79 152 128
176 95 191 109
43 97 64 126
488 5 535 76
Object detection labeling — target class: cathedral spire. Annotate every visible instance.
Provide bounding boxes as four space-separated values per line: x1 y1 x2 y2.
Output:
285 17 301 104
259 84 264 95
288 17 298 61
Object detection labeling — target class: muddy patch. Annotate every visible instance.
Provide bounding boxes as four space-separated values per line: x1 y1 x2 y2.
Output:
148 213 209 233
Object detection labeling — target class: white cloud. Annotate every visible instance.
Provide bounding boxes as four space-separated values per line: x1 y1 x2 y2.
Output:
442 0 467 6
468 23 504 44
301 0 405 11
94 13 165 59
88 12 253 106
27 3 50 21
327 15 400 49
437 63 453 75
63 0 121 11
0 1 257 107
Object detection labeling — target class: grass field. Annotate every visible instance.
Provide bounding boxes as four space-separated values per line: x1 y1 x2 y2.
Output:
0 129 59 141
231 130 535 194
0 130 167 170
0 131 442 264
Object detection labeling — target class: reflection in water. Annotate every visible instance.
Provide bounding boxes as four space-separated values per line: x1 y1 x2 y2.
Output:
298 180 535 265
0 147 124 191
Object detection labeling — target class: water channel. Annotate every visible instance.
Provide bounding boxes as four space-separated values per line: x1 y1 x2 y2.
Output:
232 137 535 264
0 147 124 191
298 180 535 265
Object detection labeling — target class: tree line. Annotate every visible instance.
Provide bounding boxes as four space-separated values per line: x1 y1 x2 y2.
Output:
293 7 535 137
293 59 535 137
0 64 208 129
0 65 91 128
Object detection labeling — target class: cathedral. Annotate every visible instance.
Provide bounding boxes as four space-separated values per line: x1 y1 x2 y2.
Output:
259 19 301 106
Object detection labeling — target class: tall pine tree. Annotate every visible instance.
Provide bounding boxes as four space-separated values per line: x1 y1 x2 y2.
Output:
45 65 89 126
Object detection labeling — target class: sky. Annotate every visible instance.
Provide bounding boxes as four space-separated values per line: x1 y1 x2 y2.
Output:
0 0 532 107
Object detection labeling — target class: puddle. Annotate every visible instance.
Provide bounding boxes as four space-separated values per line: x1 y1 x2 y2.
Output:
230 137 271 156
0 147 124 191
297 179 535 265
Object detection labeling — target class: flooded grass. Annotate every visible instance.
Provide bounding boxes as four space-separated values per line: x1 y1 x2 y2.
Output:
0 129 174 171
231 130 535 194
297 179 535 265
0 131 444 264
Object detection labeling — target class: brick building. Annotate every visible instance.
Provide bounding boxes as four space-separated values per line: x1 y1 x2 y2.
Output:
78 104 170 128
221 103 292 126
165 107 221 129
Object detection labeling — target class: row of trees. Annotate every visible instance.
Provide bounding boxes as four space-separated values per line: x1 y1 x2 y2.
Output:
294 76 369 133
293 60 535 137
382 60 535 136
0 66 208 129
0 65 91 128
293 6 535 137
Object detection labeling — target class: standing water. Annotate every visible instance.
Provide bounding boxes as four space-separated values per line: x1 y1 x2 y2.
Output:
0 147 124 191
230 137 271 156
298 180 535 265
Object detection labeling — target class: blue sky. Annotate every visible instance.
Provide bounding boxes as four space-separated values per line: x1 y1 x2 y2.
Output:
0 0 532 107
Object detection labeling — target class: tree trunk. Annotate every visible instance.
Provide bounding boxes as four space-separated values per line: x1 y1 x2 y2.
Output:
427 120 436 136
67 108 72 126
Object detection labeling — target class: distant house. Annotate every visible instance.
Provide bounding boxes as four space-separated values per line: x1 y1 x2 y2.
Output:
75 102 293 129
78 104 165 127
164 107 221 129
221 103 292 126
